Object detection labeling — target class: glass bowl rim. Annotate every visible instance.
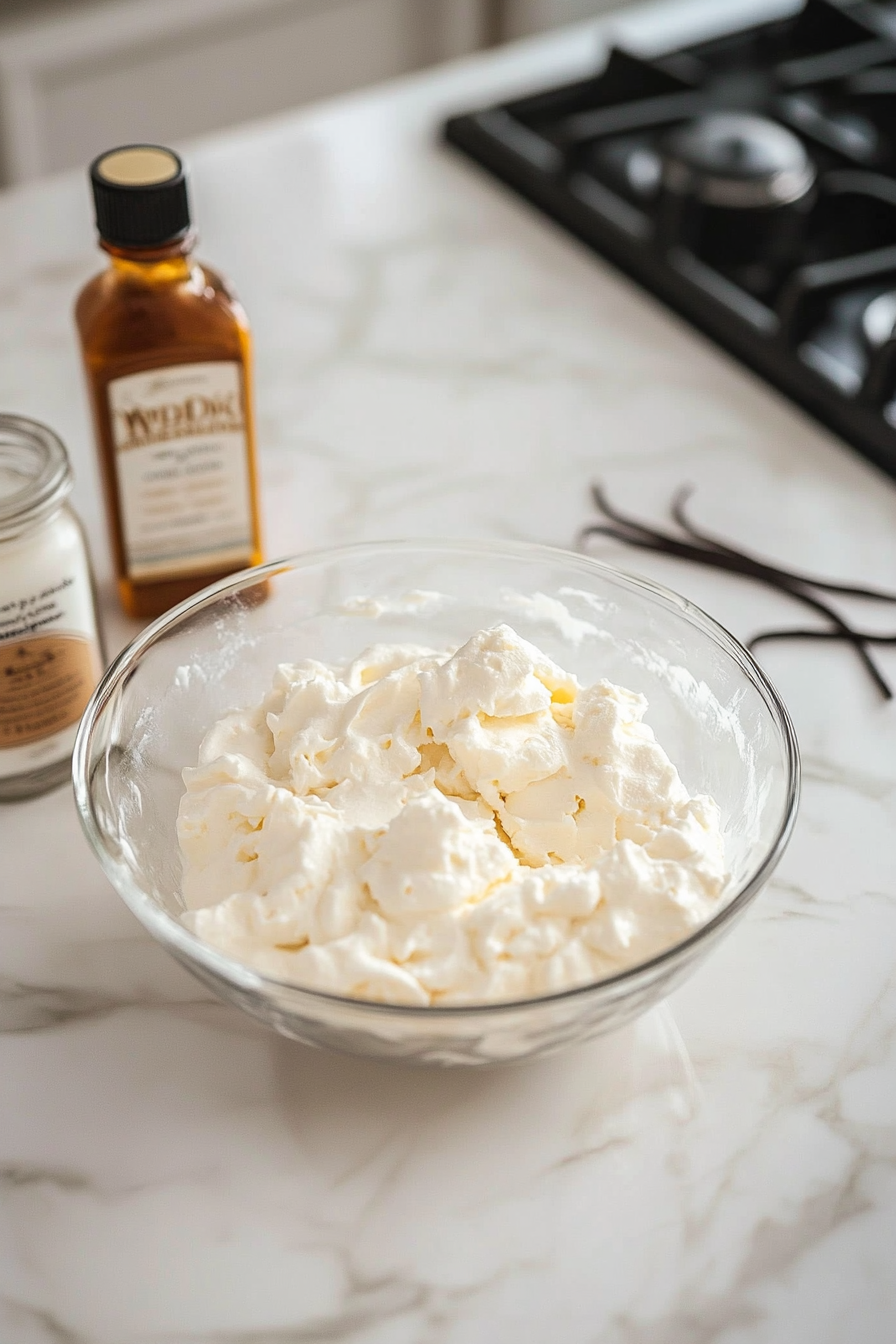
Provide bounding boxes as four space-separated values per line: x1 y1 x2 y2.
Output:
73 537 800 1018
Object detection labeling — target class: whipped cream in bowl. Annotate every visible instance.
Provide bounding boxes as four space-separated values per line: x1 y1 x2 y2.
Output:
180 626 729 1006
74 541 799 1065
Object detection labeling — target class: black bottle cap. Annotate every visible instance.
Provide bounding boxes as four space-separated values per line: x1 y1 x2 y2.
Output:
89 144 191 247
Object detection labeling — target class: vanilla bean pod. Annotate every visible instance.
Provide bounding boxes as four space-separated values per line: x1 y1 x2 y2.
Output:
582 518 889 697
670 486 896 603
750 628 896 648
581 484 894 700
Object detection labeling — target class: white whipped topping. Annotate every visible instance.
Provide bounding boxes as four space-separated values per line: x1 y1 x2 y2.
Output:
178 625 727 1005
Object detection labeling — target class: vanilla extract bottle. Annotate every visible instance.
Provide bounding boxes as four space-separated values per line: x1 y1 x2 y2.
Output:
75 145 263 620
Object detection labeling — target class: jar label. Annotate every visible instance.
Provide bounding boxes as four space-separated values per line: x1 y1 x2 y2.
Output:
107 361 256 581
0 633 98 748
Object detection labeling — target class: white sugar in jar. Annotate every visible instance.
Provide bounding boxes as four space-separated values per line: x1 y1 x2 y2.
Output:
0 415 104 800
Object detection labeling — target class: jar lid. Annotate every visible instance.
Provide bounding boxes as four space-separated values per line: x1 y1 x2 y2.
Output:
89 144 191 248
0 415 72 541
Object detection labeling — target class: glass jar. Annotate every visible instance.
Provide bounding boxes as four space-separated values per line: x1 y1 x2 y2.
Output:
0 415 104 800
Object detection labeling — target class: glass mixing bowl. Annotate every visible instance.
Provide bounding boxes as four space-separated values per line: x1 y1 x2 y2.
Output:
73 541 799 1066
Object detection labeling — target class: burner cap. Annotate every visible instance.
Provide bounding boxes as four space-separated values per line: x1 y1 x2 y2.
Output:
663 113 816 208
863 291 896 349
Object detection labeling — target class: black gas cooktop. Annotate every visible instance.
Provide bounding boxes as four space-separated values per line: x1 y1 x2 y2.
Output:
445 0 896 481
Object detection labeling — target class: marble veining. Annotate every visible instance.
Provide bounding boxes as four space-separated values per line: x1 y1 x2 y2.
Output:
1 1 895 1340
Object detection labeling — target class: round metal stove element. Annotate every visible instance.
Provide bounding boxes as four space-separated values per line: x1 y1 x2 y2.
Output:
862 291 896 349
663 112 816 209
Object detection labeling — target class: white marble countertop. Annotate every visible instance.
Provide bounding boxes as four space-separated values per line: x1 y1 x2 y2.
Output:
2 2 896 1340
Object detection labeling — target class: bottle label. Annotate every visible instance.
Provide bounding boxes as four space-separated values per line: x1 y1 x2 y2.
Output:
0 633 98 749
0 537 103 781
107 361 255 581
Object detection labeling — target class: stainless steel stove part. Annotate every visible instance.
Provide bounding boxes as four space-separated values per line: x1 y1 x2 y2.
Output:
862 289 896 348
662 112 817 209
659 113 817 279
860 290 896 410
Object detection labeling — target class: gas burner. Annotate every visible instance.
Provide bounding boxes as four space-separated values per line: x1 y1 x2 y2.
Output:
660 113 817 284
662 113 815 208
445 0 896 481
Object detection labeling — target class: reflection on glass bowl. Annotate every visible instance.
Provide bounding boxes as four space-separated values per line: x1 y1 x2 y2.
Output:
73 541 799 1067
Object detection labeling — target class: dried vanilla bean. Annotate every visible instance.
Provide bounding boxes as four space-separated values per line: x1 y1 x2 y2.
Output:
583 485 890 694
670 486 896 603
580 483 896 701
750 628 896 648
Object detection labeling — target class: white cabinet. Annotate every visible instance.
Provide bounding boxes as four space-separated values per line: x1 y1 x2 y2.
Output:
0 0 491 184
502 0 621 40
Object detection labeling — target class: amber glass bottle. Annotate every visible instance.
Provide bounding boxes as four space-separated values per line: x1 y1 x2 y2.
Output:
75 145 263 620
